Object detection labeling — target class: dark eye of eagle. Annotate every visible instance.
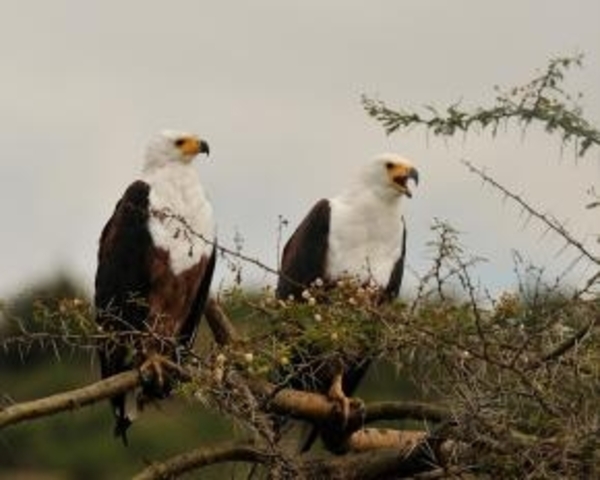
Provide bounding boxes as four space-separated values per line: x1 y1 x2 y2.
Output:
174 138 186 147
385 161 394 170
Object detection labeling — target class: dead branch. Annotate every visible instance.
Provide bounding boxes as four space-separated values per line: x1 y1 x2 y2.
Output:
0 359 448 443
533 312 600 367
0 370 139 429
133 440 272 480
347 428 427 452
133 433 461 480
301 439 454 480
462 159 599 267
204 296 241 346
362 400 450 424
256 380 449 427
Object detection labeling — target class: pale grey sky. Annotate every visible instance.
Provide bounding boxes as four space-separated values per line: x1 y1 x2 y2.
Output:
0 1 599 298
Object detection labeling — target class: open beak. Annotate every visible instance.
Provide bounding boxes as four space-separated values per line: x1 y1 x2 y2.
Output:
394 167 419 198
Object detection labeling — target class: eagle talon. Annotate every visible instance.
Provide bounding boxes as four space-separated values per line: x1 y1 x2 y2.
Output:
347 397 366 431
328 371 352 429
320 377 365 454
139 353 169 389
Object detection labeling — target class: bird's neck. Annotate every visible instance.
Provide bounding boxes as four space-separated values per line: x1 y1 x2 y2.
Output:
335 185 402 217
142 161 196 184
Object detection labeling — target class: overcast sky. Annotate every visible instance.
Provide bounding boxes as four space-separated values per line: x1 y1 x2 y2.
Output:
0 1 599 299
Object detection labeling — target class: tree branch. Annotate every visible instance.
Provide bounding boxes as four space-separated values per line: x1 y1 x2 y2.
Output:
256 380 449 427
133 440 272 480
0 359 449 446
133 433 461 480
204 296 241 346
462 159 599 266
0 370 139 430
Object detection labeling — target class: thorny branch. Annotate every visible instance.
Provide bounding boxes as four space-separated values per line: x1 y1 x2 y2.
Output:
3 54 600 478
133 441 273 480
363 54 600 157
1 300 455 478
462 159 599 267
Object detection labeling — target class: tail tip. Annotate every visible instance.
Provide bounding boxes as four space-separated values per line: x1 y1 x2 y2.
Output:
114 416 132 446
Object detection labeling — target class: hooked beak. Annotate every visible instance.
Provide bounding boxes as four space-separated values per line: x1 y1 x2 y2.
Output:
394 167 419 198
408 167 419 187
199 139 210 156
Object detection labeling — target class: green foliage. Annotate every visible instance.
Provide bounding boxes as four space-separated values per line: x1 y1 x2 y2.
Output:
0 274 90 368
363 54 600 157
2 54 600 478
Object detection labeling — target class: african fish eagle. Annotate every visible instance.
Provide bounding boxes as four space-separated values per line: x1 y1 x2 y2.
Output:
94 130 216 443
276 153 419 451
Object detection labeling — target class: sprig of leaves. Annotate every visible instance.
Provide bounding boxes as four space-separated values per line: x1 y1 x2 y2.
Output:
363 54 599 157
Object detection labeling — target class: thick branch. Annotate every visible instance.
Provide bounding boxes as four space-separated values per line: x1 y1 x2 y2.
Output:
204 296 241 346
347 428 427 452
133 434 460 480
0 370 139 430
133 440 271 480
256 380 450 427
0 359 447 438
302 437 455 480
363 400 450 424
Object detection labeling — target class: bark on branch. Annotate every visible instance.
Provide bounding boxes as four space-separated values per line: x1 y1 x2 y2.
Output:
133 440 272 480
1 298 457 479
255 380 450 429
134 434 459 480
0 364 448 434
204 296 241 346
0 370 139 429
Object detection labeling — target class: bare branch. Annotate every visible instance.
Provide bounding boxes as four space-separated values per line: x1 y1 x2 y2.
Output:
133 440 272 480
537 313 600 365
363 401 450 424
133 433 461 480
0 370 139 430
462 159 599 266
204 296 242 346
255 380 450 427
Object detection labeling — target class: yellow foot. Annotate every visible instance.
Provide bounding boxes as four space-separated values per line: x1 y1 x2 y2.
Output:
321 371 366 454
328 371 351 428
139 353 170 389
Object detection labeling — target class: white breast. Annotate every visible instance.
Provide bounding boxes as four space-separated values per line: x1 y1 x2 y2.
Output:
143 163 215 275
327 194 403 287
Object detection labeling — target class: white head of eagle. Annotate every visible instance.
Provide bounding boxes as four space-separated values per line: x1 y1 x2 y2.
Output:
143 130 210 171
94 130 216 444
277 152 419 302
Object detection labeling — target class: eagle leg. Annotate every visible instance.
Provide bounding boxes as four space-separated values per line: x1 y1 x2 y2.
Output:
139 352 170 390
328 371 351 428
320 369 366 454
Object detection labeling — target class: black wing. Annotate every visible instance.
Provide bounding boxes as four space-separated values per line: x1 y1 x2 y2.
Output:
94 180 153 444
276 199 331 300
95 180 153 336
382 216 407 303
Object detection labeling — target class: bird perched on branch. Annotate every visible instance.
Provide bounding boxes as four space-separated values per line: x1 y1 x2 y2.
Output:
276 153 419 452
94 130 216 444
